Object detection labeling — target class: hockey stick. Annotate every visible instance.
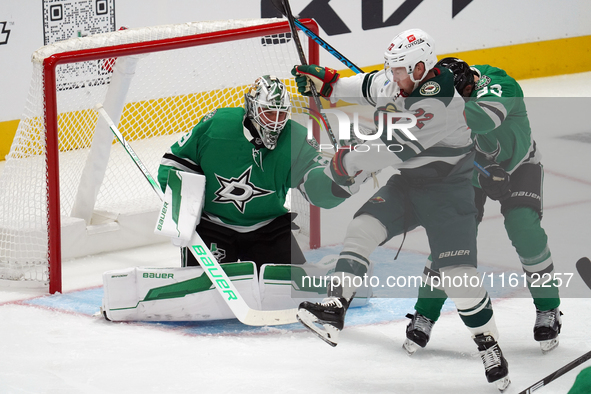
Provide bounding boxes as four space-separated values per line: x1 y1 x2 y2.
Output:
94 103 298 326
576 257 591 290
518 350 591 393
273 0 339 152
269 1 363 74
266 18 488 174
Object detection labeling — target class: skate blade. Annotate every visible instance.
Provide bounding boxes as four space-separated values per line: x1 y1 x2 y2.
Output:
540 338 559 354
296 309 340 347
494 376 511 392
402 338 420 356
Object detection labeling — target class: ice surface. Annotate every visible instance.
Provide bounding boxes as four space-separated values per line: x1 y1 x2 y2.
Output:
1 72 591 393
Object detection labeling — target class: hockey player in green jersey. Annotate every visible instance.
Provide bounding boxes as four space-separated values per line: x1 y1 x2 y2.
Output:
292 30 510 391
404 58 562 356
157 75 363 273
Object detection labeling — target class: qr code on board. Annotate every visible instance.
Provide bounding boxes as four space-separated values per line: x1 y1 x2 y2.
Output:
43 0 116 90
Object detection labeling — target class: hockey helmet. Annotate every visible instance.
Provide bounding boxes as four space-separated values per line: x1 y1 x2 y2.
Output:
245 75 291 150
384 28 437 83
436 57 477 97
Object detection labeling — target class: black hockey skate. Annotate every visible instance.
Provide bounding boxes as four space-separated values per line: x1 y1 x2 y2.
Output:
473 334 511 392
402 311 435 355
297 296 349 347
534 307 562 353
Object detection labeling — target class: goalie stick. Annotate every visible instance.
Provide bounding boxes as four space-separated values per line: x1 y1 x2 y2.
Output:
272 0 339 152
94 103 298 326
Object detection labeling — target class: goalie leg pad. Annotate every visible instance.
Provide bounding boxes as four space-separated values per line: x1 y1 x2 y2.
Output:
102 262 260 322
258 256 371 311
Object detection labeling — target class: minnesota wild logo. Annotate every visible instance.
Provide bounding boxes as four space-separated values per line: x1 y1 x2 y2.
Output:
420 81 441 96
370 196 386 204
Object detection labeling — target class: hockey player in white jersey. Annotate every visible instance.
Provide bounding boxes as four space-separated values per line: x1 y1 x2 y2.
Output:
291 29 510 391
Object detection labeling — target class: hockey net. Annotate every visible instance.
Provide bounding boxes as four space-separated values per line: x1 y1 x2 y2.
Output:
0 18 321 293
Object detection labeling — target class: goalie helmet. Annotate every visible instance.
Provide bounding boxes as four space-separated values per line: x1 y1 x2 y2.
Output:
245 75 291 150
435 57 476 97
384 28 437 84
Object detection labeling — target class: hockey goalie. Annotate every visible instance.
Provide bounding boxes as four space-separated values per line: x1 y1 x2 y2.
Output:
101 75 372 322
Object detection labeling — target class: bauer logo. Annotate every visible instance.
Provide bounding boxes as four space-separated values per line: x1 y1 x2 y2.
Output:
305 107 417 152
157 201 168 231
438 250 470 259
143 272 174 279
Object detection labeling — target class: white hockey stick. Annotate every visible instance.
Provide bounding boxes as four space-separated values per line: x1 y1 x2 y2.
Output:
94 103 298 326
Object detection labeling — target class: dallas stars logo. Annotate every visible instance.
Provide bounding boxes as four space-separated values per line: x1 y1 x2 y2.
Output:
210 243 226 262
475 139 501 162
213 166 273 213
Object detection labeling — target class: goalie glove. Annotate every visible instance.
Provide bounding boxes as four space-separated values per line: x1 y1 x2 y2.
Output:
291 65 340 98
478 164 511 201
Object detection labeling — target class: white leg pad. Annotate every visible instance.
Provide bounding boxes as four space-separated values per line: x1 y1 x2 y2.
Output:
102 263 260 322
258 256 370 310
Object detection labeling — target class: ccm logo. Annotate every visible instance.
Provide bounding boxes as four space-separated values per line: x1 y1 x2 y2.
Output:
439 250 470 259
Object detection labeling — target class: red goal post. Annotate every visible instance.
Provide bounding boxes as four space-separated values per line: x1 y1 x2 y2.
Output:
0 18 321 294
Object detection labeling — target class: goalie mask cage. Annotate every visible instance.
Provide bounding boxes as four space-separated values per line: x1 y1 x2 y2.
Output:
0 18 322 294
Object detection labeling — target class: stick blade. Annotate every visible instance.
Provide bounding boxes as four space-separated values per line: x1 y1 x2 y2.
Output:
576 257 591 290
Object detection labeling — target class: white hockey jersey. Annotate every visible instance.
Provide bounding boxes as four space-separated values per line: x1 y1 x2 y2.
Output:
331 67 473 174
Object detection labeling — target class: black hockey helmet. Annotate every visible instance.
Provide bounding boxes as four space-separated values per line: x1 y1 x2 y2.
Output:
436 57 476 97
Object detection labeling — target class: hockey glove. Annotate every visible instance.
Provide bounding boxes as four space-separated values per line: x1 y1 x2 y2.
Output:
291 65 340 98
324 147 373 197
478 165 511 201
329 147 357 186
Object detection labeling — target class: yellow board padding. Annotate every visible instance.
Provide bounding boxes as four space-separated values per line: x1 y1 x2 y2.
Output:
2 35 590 160
339 34 591 81
0 80 306 160
0 119 20 159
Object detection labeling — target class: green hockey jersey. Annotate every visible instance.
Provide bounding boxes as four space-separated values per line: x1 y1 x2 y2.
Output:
467 64 538 186
158 107 345 231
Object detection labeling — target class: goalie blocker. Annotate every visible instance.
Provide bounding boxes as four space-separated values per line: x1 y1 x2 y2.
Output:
101 255 371 322
154 169 206 247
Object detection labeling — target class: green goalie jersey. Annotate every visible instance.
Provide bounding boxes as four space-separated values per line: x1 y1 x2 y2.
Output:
158 107 345 231
467 64 538 186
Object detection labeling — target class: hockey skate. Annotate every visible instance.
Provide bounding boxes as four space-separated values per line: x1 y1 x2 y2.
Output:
473 334 511 392
297 296 349 347
402 311 435 355
534 307 562 353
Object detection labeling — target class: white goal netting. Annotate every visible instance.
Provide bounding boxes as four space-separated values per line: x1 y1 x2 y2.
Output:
0 19 318 289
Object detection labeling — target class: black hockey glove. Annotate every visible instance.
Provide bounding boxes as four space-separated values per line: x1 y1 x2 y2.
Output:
478 165 511 201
